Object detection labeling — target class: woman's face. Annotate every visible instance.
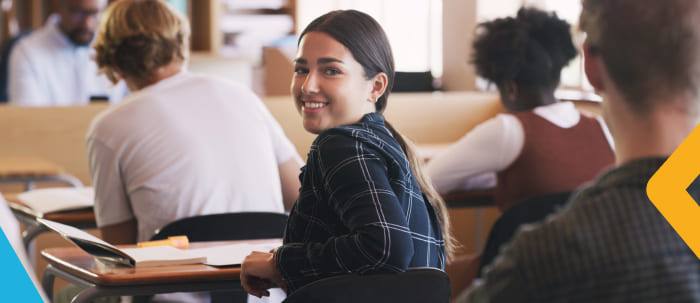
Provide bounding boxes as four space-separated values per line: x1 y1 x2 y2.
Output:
291 32 380 134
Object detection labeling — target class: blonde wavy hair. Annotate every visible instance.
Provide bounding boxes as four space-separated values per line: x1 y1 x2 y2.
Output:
93 0 190 87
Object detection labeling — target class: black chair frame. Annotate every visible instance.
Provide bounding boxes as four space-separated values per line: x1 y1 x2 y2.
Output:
283 267 451 303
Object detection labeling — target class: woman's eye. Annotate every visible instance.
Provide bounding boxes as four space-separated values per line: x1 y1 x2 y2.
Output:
294 67 308 74
325 68 341 76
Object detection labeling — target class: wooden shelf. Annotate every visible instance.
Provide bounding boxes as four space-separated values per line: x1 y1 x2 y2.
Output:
5 0 296 56
190 0 296 54
225 8 294 15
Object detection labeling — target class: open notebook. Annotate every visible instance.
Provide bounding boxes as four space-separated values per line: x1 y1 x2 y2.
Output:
38 218 205 267
18 187 94 216
38 218 282 268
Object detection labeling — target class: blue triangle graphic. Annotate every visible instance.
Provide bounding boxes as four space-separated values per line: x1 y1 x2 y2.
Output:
0 229 45 302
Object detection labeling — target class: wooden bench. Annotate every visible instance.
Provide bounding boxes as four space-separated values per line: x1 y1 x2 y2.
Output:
0 91 504 187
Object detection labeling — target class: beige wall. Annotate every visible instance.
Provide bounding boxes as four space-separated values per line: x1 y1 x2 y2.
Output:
442 0 477 91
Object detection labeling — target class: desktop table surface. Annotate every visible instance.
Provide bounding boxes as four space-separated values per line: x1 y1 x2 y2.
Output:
41 239 279 286
4 193 96 225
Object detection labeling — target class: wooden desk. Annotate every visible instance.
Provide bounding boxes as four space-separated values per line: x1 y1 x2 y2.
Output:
41 239 278 302
443 189 494 252
4 193 96 250
443 189 494 208
0 156 83 190
416 143 496 251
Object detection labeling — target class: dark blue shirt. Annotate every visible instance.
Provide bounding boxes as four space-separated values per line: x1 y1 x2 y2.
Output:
275 113 446 293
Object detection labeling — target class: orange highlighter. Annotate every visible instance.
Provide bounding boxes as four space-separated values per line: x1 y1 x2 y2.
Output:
137 235 189 249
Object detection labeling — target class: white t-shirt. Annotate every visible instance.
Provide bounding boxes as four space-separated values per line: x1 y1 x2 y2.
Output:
8 14 128 106
426 101 614 194
86 71 302 242
0 194 49 302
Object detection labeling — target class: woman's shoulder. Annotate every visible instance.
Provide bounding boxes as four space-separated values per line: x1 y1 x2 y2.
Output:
313 125 367 152
316 113 385 140
308 129 371 175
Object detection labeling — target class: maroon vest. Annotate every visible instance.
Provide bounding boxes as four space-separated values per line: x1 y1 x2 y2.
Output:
494 111 615 211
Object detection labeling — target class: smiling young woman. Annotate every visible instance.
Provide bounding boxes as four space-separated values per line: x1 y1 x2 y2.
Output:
241 9 456 299
291 31 381 134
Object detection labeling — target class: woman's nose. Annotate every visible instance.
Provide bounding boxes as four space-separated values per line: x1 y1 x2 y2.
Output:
300 71 319 95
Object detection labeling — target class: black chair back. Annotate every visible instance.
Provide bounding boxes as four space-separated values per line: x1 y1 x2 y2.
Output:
283 268 451 303
392 71 435 92
478 191 573 277
151 212 288 241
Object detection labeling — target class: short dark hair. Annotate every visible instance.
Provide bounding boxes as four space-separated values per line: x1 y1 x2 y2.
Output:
580 0 700 112
298 10 395 114
472 7 577 89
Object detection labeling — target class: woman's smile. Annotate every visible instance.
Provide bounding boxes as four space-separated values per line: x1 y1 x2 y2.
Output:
301 101 328 112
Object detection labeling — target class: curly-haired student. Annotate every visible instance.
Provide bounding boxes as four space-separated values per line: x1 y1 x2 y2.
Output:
427 7 615 212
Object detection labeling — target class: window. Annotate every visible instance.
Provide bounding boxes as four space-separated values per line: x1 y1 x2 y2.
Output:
165 0 188 15
296 0 443 77
295 0 590 92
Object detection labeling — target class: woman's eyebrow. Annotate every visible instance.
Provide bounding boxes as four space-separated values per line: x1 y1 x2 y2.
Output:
293 57 343 64
318 57 343 64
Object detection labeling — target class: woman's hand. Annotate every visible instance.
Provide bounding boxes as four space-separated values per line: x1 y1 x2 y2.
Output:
240 251 286 298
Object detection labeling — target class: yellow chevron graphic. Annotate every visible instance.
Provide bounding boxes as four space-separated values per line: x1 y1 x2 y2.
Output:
647 123 700 259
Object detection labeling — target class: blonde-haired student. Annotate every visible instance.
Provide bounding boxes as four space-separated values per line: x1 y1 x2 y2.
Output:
87 1 302 301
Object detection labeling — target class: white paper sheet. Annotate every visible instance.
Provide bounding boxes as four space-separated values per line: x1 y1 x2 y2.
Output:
189 240 282 266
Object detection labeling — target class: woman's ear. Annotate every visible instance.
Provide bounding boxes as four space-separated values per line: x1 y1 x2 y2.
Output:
369 72 389 103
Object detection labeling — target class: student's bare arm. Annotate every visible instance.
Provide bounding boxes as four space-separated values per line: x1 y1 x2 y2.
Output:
100 218 137 245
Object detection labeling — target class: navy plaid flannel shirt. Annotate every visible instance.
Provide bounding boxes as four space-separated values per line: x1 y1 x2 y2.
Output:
275 113 446 293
